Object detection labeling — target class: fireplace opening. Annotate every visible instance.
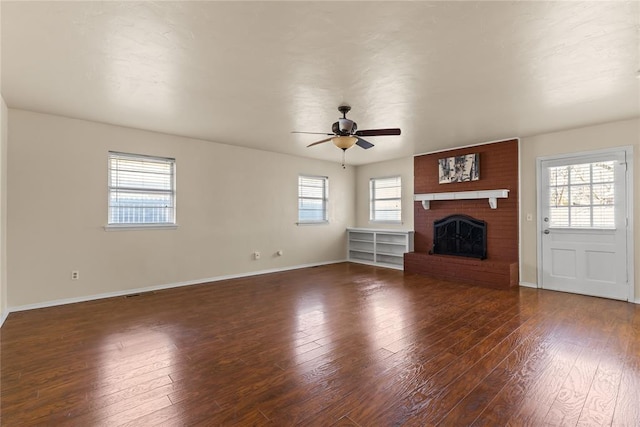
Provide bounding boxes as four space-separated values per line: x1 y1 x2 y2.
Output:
431 214 487 259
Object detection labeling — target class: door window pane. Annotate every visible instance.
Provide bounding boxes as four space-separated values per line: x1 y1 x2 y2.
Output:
547 161 615 229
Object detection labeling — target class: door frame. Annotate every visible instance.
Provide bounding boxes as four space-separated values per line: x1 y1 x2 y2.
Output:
536 146 635 302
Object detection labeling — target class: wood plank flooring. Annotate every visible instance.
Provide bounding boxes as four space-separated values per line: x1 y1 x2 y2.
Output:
1 262 639 426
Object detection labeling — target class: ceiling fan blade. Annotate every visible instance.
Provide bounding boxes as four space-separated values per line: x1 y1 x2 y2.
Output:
355 128 401 137
355 137 374 149
292 131 334 136
307 137 334 148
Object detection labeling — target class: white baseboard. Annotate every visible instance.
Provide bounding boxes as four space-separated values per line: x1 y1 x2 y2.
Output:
0 308 8 328
7 259 347 315
4 260 636 319
519 281 538 289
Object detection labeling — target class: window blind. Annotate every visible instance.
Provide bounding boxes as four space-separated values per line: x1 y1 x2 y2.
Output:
108 152 176 225
548 161 615 229
298 175 328 223
370 176 402 222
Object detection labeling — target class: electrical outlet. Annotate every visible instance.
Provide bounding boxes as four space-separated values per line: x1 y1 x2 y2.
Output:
71 270 79 280
254 251 261 260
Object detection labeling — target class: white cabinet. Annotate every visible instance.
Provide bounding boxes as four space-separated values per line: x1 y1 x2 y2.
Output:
347 228 415 270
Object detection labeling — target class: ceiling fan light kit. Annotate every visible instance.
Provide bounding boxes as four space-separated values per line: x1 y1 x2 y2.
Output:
332 136 357 150
292 104 401 167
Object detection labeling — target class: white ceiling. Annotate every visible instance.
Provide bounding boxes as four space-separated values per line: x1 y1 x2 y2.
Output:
2 1 639 165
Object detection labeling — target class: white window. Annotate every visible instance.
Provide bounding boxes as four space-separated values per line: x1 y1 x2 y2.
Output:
370 176 402 223
547 161 615 229
108 152 176 226
298 175 328 223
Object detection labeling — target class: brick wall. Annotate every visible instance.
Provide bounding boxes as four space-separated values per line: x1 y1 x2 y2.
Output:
407 139 519 288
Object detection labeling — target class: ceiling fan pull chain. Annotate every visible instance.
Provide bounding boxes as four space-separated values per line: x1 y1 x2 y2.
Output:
342 149 346 169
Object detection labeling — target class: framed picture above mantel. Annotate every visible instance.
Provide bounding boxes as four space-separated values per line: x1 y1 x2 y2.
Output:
438 153 479 184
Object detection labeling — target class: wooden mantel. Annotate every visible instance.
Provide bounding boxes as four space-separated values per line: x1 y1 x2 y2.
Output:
414 189 509 210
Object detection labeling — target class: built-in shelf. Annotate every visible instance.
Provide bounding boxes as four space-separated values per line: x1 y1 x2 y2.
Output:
414 189 509 210
347 228 414 270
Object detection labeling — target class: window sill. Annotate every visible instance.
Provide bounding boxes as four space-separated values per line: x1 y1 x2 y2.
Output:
296 221 329 226
104 224 178 231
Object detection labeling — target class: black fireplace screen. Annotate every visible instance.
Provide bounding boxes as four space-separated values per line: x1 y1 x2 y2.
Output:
432 214 487 259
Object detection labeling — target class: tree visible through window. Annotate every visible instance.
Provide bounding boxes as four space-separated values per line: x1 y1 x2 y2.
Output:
370 176 402 222
548 161 615 228
108 152 176 225
298 175 328 223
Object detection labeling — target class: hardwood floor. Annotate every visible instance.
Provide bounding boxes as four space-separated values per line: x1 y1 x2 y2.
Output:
1 262 639 426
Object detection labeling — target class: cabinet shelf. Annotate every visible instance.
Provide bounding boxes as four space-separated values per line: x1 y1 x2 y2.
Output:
375 241 406 247
376 251 404 257
347 228 414 271
350 249 372 254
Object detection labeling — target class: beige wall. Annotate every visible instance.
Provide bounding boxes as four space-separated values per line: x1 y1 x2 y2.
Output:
520 118 640 300
7 109 355 308
354 157 414 229
0 96 7 322
5 109 638 310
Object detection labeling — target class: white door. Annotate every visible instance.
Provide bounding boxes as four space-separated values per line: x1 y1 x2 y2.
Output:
539 150 629 300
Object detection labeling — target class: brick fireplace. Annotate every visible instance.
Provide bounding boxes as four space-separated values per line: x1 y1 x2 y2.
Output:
405 139 519 289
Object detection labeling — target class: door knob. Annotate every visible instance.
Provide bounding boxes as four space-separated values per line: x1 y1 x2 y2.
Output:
543 229 550 234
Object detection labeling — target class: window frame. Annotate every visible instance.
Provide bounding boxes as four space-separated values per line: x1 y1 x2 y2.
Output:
106 151 177 230
369 175 402 224
546 160 616 230
297 174 329 225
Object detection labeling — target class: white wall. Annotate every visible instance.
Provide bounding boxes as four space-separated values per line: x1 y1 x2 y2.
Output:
520 118 640 299
7 109 355 308
354 157 414 229
0 96 7 324
0 3 6 324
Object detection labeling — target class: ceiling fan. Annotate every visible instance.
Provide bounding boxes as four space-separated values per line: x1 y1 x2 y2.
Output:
292 105 401 166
